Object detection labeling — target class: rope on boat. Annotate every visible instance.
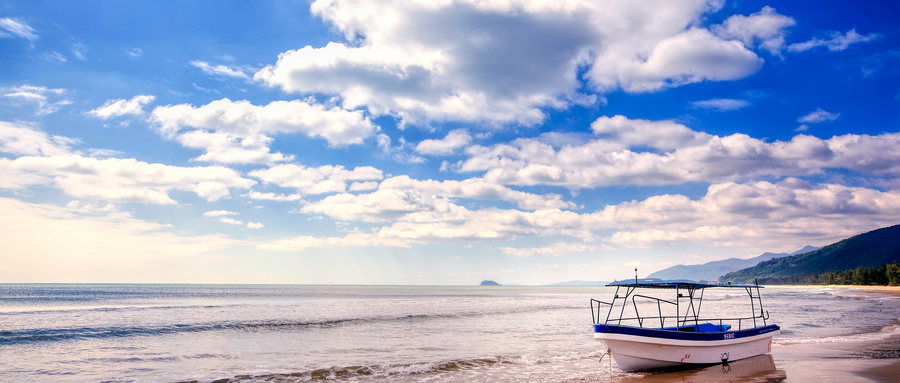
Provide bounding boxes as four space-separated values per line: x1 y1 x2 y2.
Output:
599 348 613 376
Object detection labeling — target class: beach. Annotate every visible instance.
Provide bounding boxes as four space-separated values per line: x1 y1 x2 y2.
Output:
1 284 898 382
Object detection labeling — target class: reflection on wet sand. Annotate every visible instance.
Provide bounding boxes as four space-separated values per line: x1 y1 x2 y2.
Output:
616 354 786 382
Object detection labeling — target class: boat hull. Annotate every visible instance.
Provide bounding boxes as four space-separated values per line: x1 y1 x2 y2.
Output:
594 324 780 371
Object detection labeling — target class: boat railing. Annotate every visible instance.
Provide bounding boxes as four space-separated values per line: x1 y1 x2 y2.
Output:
591 299 770 331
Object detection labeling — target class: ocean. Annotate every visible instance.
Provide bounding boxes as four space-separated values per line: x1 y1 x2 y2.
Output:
1 284 898 382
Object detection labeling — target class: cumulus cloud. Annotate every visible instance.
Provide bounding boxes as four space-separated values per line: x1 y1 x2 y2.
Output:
798 108 840 123
788 29 879 52
590 115 711 150
379 175 574 210
690 98 751 111
713 6 795 55
250 163 383 195
1 85 71 115
599 179 900 249
255 0 766 126
0 121 77 157
461 115 900 188
0 17 38 41
89 95 156 119
151 98 378 163
415 129 472 155
1 155 255 204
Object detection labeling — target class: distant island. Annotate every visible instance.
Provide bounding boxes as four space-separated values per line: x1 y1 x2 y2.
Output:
479 280 501 286
721 224 900 286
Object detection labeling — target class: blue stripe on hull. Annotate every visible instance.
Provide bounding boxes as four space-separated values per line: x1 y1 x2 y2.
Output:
594 323 780 342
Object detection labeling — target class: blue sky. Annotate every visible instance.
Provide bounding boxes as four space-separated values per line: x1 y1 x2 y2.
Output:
1 0 898 285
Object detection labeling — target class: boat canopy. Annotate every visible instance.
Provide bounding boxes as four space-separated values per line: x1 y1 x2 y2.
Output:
606 281 763 289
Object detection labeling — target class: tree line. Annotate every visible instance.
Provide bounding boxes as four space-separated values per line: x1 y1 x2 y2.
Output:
753 262 900 286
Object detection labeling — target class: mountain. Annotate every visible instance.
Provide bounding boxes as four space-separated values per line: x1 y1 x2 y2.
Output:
646 245 818 282
720 224 900 284
479 280 501 286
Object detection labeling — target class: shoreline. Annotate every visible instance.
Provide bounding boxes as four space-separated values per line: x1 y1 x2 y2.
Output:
772 332 900 382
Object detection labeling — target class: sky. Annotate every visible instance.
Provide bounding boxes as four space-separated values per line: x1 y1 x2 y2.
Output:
1 0 899 285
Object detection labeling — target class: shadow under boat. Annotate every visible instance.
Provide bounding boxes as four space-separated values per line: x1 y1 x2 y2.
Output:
615 354 787 382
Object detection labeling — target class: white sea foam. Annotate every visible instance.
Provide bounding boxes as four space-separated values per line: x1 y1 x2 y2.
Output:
774 322 900 345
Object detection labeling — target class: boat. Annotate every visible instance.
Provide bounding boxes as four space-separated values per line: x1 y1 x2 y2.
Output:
591 279 780 371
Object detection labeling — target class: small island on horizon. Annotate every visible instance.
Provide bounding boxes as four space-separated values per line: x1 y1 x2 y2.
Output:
479 280 501 286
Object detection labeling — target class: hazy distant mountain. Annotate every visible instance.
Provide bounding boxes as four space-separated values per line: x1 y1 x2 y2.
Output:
479 280 501 286
646 245 819 282
542 280 609 286
721 224 900 284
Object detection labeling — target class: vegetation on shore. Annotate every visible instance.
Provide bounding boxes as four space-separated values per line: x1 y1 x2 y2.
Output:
741 262 900 286
721 224 900 286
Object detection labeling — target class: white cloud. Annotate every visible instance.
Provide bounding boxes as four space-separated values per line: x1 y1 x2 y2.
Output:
71 42 88 60
415 129 472 155
175 130 293 164
127 48 143 58
798 108 840 123
599 180 900 250
498 241 602 258
247 191 302 201
256 0 765 126
1 155 256 204
1 85 71 115
713 6 795 55
461 115 900 188
151 98 378 163
250 163 383 195
247 222 264 229
788 29 879 52
203 210 238 217
690 98 751 111
270 177 900 253
378 175 574 210
0 121 77 156
42 51 67 63
590 115 711 150
619 28 763 92
219 217 243 225
0 198 243 277
190 60 251 80
259 232 409 251
89 95 156 119
0 17 38 41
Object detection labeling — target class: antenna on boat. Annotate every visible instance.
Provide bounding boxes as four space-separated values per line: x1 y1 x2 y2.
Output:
635 268 638 284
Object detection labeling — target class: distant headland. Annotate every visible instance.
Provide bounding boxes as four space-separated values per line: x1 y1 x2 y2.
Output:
479 280 501 286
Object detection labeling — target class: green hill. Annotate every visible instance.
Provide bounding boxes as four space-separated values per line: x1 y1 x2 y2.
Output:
720 224 900 285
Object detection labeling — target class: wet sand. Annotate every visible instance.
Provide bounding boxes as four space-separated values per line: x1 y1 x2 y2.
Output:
771 332 900 382
612 335 900 382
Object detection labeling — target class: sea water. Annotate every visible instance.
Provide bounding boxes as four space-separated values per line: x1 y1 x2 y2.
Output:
1 284 898 382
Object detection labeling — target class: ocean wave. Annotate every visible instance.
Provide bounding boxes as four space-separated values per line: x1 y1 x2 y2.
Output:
0 304 579 345
774 321 900 345
201 351 610 382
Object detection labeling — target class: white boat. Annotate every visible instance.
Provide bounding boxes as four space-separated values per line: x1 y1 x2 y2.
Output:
591 280 780 371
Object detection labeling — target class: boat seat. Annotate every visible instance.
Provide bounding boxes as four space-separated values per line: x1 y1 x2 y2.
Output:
662 323 732 332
